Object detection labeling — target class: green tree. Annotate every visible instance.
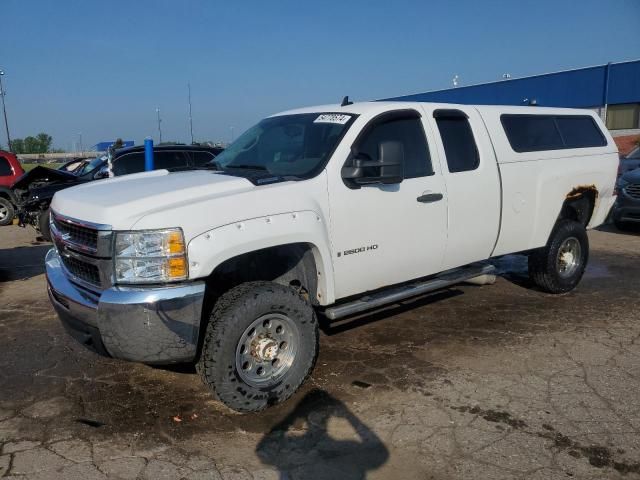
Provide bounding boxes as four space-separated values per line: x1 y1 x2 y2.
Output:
10 132 54 154
11 138 25 153
35 133 52 152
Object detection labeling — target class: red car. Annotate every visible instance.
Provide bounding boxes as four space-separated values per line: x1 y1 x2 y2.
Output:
0 150 25 226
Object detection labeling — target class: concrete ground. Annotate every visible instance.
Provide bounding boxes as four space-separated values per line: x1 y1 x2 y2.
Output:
0 224 639 480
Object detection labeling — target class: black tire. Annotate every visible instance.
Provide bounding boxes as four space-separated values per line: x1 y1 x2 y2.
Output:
197 281 319 412
0 197 14 226
39 208 52 241
528 219 589 294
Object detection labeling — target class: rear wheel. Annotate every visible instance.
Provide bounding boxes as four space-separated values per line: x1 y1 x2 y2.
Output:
197 281 319 412
528 219 589 294
0 198 14 226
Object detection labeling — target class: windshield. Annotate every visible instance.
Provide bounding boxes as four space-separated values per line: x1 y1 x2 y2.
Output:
212 113 355 179
76 155 107 176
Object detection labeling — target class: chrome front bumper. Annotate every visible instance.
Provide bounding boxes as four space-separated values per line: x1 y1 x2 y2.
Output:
45 248 206 364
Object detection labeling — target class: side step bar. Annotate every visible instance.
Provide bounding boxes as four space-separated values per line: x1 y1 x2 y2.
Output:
323 263 496 321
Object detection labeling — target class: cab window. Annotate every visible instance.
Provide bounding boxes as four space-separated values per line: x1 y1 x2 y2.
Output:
435 111 480 173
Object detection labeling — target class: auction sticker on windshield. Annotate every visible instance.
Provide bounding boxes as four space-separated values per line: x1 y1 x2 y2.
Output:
314 114 352 124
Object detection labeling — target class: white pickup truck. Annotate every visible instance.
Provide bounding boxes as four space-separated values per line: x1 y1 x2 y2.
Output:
46 101 617 412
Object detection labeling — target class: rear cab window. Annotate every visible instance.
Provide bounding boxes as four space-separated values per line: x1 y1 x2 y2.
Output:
434 110 480 173
501 114 607 153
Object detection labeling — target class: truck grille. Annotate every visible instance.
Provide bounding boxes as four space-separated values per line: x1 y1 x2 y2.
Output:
50 211 112 289
60 255 101 286
625 184 640 200
52 214 98 252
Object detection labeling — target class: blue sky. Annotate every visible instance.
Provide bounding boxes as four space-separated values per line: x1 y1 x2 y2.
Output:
1 0 639 150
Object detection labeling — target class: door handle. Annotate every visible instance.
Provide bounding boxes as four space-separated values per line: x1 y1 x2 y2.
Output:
417 193 443 203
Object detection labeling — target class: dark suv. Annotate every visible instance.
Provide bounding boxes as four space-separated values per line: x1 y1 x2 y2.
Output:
613 147 640 230
613 168 640 230
13 144 223 239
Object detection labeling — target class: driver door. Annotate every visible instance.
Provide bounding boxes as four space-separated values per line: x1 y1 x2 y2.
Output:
327 109 448 299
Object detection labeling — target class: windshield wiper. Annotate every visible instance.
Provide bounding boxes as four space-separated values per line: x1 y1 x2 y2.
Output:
225 164 268 170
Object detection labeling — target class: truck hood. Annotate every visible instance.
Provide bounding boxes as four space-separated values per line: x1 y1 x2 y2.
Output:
50 170 255 229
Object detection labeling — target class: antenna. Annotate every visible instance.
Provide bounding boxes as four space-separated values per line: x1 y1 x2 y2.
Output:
341 96 353 107
188 83 194 145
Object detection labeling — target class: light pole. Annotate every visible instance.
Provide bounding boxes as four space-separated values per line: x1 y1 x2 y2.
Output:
78 132 83 156
0 70 12 152
230 126 235 144
156 108 163 144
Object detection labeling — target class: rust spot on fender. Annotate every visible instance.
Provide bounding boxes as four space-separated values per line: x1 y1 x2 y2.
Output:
566 184 598 200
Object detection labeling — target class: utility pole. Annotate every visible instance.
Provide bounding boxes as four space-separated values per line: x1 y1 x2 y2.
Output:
188 83 194 145
156 107 163 144
0 70 12 152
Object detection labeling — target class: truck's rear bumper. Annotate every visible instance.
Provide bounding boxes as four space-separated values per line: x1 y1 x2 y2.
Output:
46 248 206 364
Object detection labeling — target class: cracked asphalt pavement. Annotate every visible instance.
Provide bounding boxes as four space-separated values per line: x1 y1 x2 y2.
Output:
1 224 639 479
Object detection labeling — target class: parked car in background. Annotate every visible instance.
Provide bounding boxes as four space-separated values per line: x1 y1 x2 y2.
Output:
613 165 640 230
618 146 640 177
57 157 91 174
12 144 223 239
0 150 26 226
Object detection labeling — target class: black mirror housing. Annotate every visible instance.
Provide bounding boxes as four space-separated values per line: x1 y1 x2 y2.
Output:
342 140 405 186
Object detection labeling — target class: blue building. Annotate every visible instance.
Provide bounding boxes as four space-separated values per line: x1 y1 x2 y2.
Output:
386 59 640 133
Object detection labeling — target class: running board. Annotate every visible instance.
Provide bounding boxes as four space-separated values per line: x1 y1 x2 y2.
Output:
323 263 496 321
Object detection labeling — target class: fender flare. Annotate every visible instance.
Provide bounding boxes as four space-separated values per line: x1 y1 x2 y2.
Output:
187 210 336 305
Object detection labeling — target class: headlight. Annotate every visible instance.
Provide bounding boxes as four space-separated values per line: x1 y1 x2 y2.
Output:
114 228 188 284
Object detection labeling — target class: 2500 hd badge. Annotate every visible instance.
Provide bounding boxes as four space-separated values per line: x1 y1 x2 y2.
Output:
338 244 379 257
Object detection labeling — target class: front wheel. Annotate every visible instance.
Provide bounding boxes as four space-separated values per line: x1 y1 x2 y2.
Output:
0 198 14 226
197 281 319 412
39 208 52 241
528 219 589 294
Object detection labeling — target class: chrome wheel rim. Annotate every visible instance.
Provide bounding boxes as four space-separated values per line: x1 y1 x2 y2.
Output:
235 313 300 388
556 237 582 278
0 205 7 221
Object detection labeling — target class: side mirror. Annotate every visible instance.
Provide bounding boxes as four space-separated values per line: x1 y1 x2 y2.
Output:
342 140 404 186
93 166 109 179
